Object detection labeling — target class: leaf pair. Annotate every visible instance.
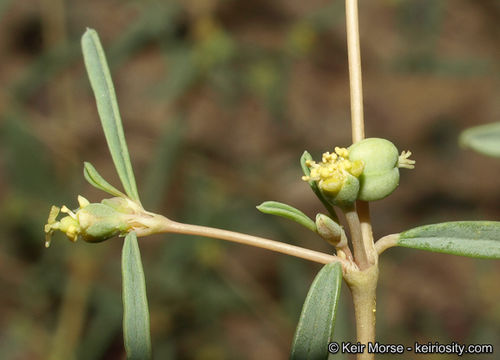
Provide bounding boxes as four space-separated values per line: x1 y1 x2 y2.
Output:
82 29 151 359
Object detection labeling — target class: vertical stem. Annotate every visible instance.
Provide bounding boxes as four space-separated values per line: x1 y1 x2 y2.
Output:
343 208 369 270
344 2 378 358
345 265 378 360
357 201 377 265
345 0 377 270
345 0 364 142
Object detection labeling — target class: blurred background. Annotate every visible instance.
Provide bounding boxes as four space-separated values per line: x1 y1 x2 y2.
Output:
1 0 500 359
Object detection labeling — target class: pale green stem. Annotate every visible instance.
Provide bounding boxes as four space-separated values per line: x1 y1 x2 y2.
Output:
346 0 364 142
343 207 370 270
357 201 377 265
151 216 350 267
345 0 378 358
344 265 378 360
338 243 354 262
375 234 399 255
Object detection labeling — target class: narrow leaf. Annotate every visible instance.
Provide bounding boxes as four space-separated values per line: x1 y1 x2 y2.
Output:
300 151 339 222
122 232 152 360
399 221 500 259
81 29 140 202
84 162 127 198
459 122 500 158
291 262 342 360
257 201 316 232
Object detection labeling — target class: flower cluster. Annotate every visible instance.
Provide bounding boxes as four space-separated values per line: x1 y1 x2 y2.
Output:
303 138 415 205
302 147 364 207
43 195 166 247
44 196 134 247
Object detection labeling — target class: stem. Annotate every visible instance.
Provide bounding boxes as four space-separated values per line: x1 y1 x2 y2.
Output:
345 2 379 357
346 0 364 142
375 234 399 255
154 217 349 266
345 265 378 360
343 207 370 270
338 244 354 262
357 201 377 265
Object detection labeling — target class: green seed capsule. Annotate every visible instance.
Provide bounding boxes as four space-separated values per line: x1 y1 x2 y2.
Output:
348 138 414 201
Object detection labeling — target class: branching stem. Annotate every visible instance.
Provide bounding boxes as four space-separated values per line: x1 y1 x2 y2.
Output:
154 216 351 267
375 234 399 255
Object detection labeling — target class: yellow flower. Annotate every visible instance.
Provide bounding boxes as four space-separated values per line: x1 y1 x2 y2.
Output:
302 147 364 194
302 147 364 207
44 195 170 248
44 195 131 247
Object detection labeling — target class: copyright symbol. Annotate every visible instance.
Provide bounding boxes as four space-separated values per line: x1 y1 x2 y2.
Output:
328 342 340 354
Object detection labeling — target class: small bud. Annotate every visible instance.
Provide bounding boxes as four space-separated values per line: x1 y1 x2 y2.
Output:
348 138 415 201
315 214 347 248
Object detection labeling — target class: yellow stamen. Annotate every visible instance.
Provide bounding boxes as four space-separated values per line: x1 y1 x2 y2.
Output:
398 150 416 169
302 148 365 196
78 195 90 208
349 160 365 177
61 206 77 219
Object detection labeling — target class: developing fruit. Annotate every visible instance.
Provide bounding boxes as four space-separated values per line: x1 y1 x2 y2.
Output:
348 138 415 201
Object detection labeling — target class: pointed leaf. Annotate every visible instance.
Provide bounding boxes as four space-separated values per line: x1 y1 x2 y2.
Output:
83 162 127 198
122 232 152 359
459 122 500 158
291 261 342 360
81 29 140 202
300 151 339 222
257 201 316 232
399 221 500 259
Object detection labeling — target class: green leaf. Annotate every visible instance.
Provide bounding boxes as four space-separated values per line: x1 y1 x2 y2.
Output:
81 29 140 202
83 162 127 198
122 232 152 360
256 201 316 232
300 151 339 222
399 221 500 259
291 261 342 360
459 122 500 158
